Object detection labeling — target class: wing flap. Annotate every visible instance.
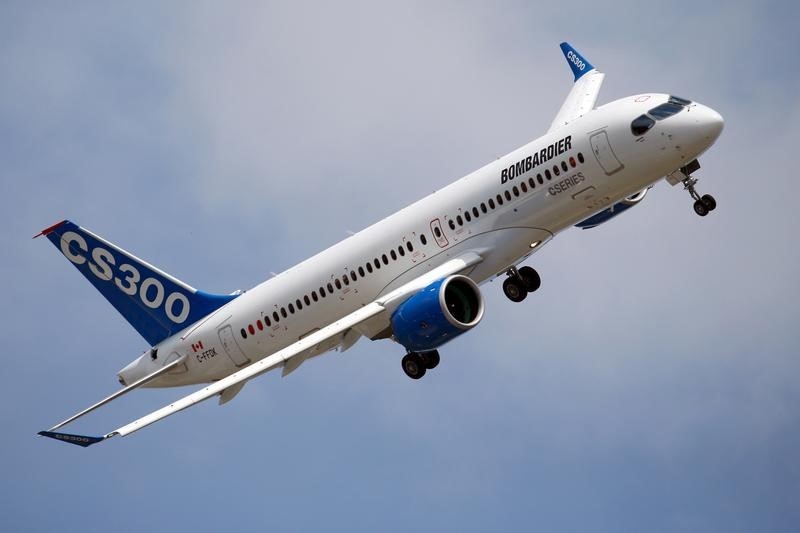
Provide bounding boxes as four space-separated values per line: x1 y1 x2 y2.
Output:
108 302 387 439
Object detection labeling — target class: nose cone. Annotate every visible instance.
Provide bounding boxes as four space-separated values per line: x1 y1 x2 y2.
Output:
676 103 724 158
700 105 724 144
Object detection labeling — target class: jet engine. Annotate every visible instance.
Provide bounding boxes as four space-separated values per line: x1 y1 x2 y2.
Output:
575 188 649 229
391 275 484 353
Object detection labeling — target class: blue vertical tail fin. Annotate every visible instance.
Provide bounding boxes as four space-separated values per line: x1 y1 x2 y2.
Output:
36 220 239 345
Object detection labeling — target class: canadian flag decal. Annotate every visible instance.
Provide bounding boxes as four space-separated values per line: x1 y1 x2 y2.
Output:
191 341 204 352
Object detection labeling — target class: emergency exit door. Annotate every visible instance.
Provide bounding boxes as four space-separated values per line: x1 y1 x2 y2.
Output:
218 325 250 367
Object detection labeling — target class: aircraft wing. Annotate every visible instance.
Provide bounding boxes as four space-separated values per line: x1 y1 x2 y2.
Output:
548 42 605 133
39 251 483 447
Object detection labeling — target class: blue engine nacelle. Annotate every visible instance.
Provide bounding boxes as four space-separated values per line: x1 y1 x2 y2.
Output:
391 275 484 353
575 188 649 229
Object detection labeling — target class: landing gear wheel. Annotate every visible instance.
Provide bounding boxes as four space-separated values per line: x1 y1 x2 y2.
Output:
421 350 440 370
681 169 716 217
402 353 427 379
503 277 528 302
693 199 709 217
518 266 541 293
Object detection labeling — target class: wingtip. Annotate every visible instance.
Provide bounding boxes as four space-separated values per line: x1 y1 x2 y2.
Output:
559 42 594 81
38 430 105 448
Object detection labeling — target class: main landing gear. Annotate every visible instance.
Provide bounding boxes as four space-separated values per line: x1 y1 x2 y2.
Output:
502 265 541 303
678 160 717 217
402 350 440 379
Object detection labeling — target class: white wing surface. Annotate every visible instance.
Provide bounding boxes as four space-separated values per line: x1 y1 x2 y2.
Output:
548 42 605 133
38 251 483 446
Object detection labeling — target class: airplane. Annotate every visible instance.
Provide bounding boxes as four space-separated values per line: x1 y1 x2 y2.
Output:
36 42 724 447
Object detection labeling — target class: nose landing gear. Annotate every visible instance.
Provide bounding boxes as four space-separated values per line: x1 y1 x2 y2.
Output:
685 176 717 217
670 159 717 217
502 266 541 302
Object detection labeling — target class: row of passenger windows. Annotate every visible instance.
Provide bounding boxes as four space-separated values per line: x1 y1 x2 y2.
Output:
240 151 585 340
240 234 430 339
446 152 585 230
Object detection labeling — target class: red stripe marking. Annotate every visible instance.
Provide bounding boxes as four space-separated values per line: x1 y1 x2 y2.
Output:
33 220 68 239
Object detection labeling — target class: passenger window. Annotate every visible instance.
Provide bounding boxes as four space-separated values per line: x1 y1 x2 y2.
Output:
265 316 271 327
513 186 519 197
390 250 397 260
434 226 442 237
481 202 487 213
320 286 327 297
521 182 528 193
240 328 247 339
273 311 279 322
631 114 655 136
448 219 456 230
335 279 342 290
358 266 365 277
312 291 318 302
350 270 357 281
529 177 536 188
398 246 405 257
464 211 471 222
420 234 428 245
577 152 584 163
382 254 389 265
366 262 373 273
545 169 552 180
296 299 302 310
504 190 511 201
374 258 381 269
288 303 295 314
497 194 503 205
537 173 544 184
488 198 496 209
281 307 287 318
328 282 335 292
407 241 413 252
457 215 463 226
561 161 568 172
553 165 560 176
304 295 310 305
472 207 479 217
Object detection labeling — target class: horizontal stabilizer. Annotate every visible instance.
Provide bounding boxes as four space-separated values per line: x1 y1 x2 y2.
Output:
38 431 106 448
36 220 238 345
47 356 187 431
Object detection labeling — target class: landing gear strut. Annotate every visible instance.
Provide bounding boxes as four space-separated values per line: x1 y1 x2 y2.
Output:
502 266 541 303
677 160 717 217
401 350 440 379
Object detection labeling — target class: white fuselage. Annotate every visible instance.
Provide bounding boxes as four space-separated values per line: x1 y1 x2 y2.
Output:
119 93 723 387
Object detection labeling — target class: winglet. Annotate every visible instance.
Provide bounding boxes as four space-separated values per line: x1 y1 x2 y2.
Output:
38 430 106 448
560 42 594 81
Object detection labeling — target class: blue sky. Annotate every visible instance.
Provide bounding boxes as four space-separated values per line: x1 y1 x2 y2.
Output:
2 1 798 532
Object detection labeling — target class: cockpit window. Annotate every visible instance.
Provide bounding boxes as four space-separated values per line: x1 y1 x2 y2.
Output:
648 102 684 120
668 95 692 106
631 114 655 136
